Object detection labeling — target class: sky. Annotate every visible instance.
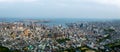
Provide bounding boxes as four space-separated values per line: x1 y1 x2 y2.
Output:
0 0 120 19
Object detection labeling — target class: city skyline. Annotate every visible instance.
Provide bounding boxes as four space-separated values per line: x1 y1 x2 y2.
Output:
0 0 120 52
0 0 120 19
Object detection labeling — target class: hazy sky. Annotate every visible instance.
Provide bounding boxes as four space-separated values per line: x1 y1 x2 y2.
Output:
0 0 120 19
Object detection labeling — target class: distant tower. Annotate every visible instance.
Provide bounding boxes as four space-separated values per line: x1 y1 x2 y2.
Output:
30 21 35 29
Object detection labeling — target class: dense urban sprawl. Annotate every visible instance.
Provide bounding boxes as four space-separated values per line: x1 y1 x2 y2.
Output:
0 20 120 52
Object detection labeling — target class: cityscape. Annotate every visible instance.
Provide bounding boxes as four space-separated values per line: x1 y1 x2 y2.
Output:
0 0 120 52
0 18 120 52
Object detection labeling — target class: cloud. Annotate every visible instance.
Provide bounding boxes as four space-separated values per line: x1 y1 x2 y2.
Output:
89 0 120 8
0 0 37 3
0 0 120 7
0 0 119 18
39 0 120 8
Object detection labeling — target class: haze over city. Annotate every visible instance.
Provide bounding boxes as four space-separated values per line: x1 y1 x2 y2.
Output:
1 0 120 52
0 0 120 19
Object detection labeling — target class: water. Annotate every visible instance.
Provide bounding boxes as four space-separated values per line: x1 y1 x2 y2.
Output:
0 18 114 26
38 18 82 26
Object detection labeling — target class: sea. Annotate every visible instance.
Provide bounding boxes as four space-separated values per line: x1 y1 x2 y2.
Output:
0 17 115 26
